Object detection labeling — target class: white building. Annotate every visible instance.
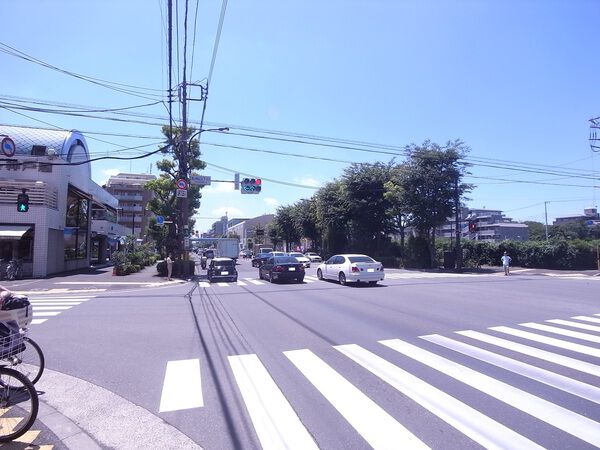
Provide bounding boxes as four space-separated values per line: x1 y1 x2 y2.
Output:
0 125 124 277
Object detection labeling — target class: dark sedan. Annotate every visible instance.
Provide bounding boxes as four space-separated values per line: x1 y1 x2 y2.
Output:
207 257 238 282
252 252 273 268
259 256 305 283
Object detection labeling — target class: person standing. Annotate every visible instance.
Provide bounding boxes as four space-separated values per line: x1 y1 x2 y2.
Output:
166 253 174 281
501 251 512 276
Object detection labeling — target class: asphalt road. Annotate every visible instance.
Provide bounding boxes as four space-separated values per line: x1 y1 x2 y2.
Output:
15 260 600 449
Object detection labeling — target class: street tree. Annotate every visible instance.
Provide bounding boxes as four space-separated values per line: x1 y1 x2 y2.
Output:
273 205 301 251
314 180 350 256
400 140 472 267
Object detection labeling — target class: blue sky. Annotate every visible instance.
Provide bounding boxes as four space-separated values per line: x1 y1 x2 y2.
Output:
1 0 600 233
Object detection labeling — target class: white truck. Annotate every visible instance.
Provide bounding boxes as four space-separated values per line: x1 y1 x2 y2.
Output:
215 238 240 261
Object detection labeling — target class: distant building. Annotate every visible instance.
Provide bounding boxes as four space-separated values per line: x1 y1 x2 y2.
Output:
553 207 599 226
104 173 156 239
227 214 275 248
436 207 529 242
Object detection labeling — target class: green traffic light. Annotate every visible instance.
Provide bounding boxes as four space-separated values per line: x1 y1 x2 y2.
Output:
17 203 28 212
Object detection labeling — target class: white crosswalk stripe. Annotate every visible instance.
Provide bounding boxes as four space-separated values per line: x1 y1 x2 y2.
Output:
26 295 94 325
215 311 600 447
384 272 477 280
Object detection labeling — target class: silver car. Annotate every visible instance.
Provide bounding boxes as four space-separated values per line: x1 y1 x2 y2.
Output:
316 254 384 286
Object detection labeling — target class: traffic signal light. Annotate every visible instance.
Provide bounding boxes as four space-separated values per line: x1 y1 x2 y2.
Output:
17 193 29 212
240 178 262 194
468 220 477 232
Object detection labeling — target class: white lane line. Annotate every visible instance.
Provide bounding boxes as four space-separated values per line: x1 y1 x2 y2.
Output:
381 338 600 447
421 334 600 404
32 311 61 317
285 349 429 450
491 326 600 358
198 282 210 288
572 315 600 324
228 354 318 450
217 282 229 287
30 306 72 311
31 319 47 325
336 344 542 450
244 278 263 285
520 322 600 344
159 359 203 412
304 276 319 281
546 319 600 333
236 280 247 286
29 302 83 306
303 278 315 283
457 330 600 377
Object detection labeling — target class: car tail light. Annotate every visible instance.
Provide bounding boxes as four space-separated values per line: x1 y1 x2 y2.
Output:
274 266 285 272
351 265 360 273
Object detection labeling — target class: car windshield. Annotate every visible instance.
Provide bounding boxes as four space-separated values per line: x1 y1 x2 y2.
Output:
289 253 303 257
274 256 298 264
215 260 234 266
348 256 375 263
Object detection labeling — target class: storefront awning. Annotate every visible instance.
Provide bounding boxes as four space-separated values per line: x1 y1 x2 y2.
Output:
0 225 32 240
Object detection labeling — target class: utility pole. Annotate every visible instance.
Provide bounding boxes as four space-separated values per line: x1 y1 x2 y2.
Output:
544 201 549 240
454 177 462 270
179 0 190 267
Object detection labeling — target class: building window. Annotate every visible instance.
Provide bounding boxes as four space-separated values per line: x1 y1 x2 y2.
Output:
64 188 89 260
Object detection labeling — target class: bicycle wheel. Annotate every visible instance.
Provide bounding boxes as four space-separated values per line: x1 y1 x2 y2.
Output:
0 368 39 443
10 338 45 385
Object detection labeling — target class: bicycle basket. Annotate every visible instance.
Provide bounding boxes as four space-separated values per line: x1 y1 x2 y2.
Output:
0 305 33 328
0 328 25 359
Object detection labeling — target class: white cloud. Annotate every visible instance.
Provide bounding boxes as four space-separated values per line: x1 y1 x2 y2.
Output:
97 168 121 186
295 176 321 188
263 197 279 207
211 206 245 217
202 182 235 194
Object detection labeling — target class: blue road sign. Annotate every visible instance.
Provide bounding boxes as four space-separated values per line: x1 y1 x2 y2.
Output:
156 215 164 225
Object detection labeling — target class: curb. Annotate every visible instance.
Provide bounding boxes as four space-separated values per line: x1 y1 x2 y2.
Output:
37 399 102 449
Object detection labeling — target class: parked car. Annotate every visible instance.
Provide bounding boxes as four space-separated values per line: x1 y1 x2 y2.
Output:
207 257 238 282
316 254 384 286
259 255 305 283
304 252 322 263
288 252 311 268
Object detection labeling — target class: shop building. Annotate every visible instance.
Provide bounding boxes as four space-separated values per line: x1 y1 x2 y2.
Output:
0 125 122 277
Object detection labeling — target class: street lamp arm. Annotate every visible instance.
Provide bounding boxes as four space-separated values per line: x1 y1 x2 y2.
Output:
188 127 229 146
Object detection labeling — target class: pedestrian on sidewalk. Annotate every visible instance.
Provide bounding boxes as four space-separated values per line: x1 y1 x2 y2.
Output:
501 251 512 276
166 253 174 281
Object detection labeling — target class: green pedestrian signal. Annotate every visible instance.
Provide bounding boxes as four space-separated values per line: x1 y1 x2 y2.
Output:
17 193 29 212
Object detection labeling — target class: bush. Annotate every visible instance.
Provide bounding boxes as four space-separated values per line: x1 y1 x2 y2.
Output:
111 244 159 276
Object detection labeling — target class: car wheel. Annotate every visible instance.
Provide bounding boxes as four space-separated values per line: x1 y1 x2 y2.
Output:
317 269 323 280
259 270 263 280
233 277 238 283
297 277 304 283
339 272 347 286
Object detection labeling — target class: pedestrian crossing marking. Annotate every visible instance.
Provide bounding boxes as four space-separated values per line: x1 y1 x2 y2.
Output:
547 318 600 333
244 278 264 285
421 334 600 404
571 315 600 324
236 280 247 286
335 344 543 450
520 322 600 344
491 325 600 358
228 353 318 450
380 338 600 447
159 359 203 412
456 329 600 377
25 295 94 326
285 348 429 450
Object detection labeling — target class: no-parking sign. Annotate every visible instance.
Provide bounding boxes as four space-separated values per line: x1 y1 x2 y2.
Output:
176 178 188 190
1 137 16 157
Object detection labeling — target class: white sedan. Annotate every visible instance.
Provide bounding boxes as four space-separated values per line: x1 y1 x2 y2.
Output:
316 254 384 286
288 252 311 268
304 252 322 263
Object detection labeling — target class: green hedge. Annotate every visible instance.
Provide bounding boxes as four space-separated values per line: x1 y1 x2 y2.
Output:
456 239 599 270
111 242 159 276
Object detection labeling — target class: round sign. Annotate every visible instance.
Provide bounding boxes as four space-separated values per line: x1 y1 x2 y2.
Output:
176 178 188 190
1 137 16 157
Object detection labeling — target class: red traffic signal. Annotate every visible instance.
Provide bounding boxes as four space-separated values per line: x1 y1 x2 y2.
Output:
468 220 477 232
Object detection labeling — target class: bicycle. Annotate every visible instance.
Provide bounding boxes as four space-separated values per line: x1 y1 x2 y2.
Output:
5 260 23 281
0 300 44 385
0 333 39 442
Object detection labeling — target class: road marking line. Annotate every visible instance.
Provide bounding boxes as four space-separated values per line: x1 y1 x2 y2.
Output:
421 334 600 404
520 322 600 344
456 330 600 377
32 311 61 317
491 326 600 358
236 280 247 286
571 315 600 324
336 344 542 450
546 319 600 333
31 306 72 311
285 348 429 450
244 278 263 285
217 282 229 287
304 276 319 281
198 282 210 288
228 353 318 450
27 297 92 301
159 359 203 412
30 319 47 325
381 338 600 447
28 302 82 306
